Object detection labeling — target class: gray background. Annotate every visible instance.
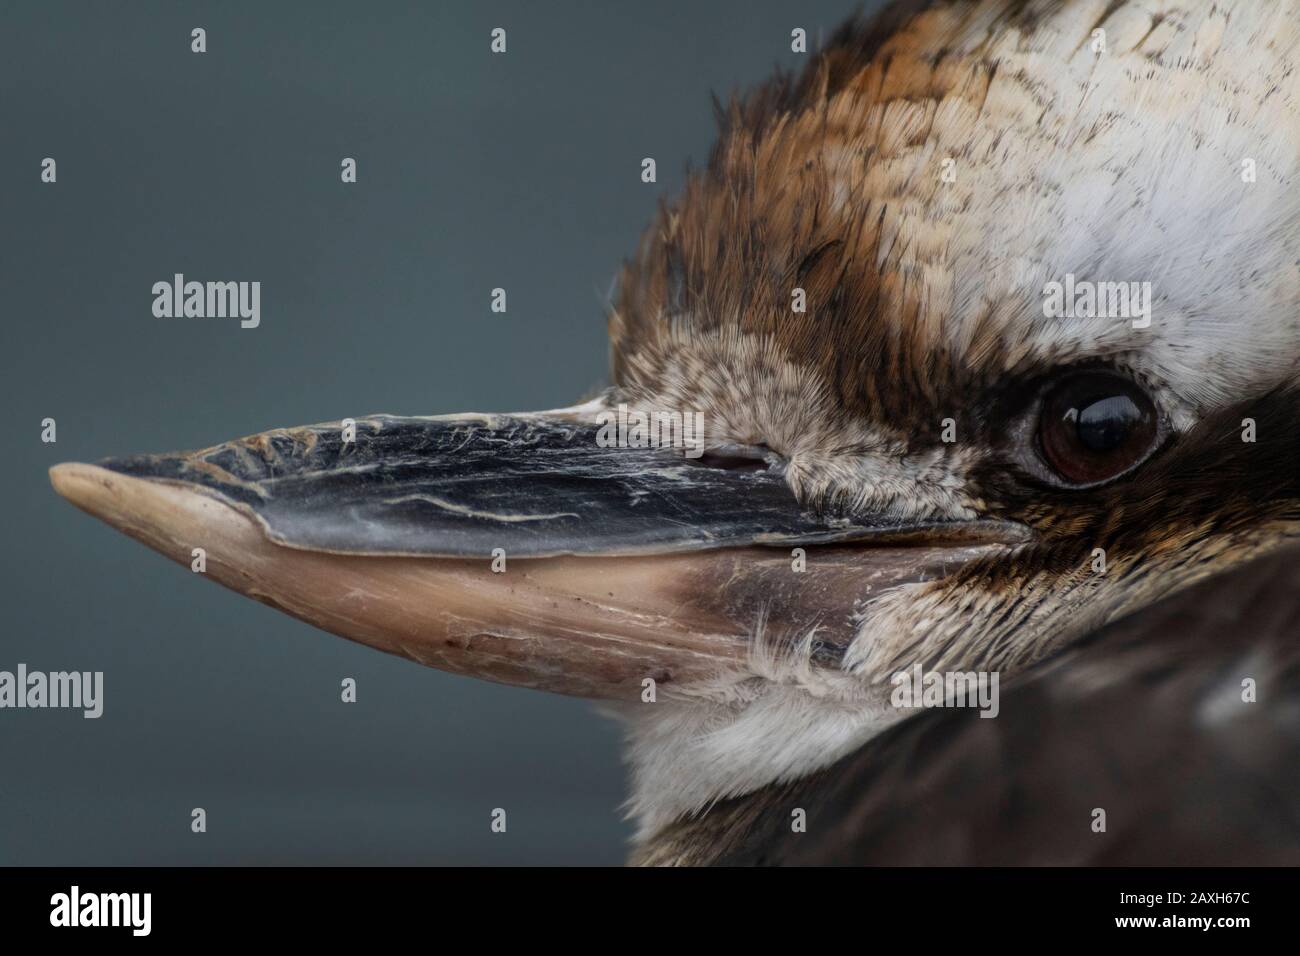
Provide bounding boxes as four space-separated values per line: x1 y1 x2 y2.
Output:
1 0 867 864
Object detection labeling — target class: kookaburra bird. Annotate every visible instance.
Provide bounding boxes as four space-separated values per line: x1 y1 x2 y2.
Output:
52 0 1299 865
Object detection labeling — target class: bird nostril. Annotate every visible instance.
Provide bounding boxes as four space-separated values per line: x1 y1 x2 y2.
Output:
691 443 779 473
695 454 768 472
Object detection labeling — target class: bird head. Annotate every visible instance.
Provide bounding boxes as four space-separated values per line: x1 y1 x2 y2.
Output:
51 1 1300 842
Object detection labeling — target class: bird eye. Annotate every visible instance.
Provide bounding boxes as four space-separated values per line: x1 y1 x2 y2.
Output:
1037 373 1159 486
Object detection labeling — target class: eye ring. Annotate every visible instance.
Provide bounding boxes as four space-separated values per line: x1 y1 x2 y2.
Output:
1033 371 1161 487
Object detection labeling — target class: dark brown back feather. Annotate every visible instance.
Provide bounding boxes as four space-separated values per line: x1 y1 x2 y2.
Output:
636 542 1300 865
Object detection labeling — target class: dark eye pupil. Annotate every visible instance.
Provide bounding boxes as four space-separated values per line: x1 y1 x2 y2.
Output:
1037 372 1159 486
1074 395 1139 452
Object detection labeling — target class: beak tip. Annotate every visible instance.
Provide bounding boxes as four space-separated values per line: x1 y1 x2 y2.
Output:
50 462 109 513
51 459 265 577
50 460 189 541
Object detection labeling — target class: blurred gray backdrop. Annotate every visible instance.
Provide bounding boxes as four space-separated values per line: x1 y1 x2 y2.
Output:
1 0 869 864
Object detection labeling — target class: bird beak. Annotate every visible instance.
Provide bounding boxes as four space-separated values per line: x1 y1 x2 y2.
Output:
50 406 1022 700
